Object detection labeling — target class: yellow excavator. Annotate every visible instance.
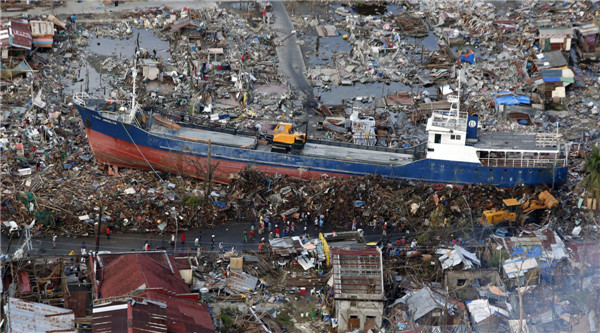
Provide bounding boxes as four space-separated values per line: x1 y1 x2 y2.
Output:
481 190 558 226
271 123 307 154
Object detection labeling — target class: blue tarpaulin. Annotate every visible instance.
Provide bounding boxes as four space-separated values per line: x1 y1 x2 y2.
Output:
460 53 475 64
512 245 541 257
494 92 531 106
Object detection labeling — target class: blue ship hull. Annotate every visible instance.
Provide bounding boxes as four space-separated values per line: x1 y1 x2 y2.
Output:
76 104 568 188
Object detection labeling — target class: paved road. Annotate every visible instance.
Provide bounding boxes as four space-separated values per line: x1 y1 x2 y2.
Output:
271 1 317 110
1 219 395 257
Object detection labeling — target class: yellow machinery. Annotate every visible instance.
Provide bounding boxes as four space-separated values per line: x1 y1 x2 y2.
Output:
481 190 558 226
272 123 306 153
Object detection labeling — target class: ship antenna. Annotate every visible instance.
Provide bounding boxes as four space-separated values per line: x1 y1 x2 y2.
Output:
455 65 461 119
128 47 138 122
132 49 137 108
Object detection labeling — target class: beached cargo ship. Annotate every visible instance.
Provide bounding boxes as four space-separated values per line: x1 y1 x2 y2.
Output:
73 91 568 188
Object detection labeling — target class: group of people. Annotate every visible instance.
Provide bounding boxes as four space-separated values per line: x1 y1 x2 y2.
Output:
65 210 418 256
386 237 419 257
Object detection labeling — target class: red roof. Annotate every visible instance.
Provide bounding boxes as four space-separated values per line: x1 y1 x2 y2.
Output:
99 252 190 298
137 291 215 333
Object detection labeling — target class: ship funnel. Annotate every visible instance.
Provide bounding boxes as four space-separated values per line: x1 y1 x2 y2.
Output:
466 115 478 140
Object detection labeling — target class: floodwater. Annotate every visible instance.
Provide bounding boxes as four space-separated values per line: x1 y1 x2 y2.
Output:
88 29 171 61
315 81 410 108
304 2 439 106
306 32 353 66
65 29 170 99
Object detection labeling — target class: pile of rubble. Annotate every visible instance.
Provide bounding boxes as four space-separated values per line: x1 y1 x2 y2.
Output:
1 153 585 240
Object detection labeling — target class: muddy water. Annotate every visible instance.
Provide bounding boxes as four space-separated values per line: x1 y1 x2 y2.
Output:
301 2 438 106
65 29 171 99
88 29 171 61
315 81 411 108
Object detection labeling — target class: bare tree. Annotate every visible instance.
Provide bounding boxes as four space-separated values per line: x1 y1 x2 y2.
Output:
514 258 537 333
178 140 221 201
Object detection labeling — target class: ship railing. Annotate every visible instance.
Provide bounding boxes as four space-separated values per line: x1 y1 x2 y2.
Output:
430 111 468 130
73 92 90 106
480 157 567 168
99 111 135 125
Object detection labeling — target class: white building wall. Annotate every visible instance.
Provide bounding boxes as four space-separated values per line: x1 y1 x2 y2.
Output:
335 300 383 332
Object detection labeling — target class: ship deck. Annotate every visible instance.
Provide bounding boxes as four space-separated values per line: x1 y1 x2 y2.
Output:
300 143 413 165
152 126 258 148
474 133 560 152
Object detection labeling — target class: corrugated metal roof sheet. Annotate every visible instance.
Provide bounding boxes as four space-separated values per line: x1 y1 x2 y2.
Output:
93 299 167 333
9 21 32 50
138 291 214 333
98 252 190 298
400 287 454 321
269 236 305 255
466 299 509 324
226 270 258 293
7 297 75 333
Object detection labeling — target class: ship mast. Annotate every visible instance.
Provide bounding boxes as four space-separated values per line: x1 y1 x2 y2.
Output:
455 67 461 119
129 49 138 121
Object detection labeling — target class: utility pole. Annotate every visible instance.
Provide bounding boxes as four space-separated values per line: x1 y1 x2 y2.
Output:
172 207 178 255
95 206 104 253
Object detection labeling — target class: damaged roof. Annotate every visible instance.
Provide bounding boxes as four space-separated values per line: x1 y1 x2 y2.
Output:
400 286 456 322
499 229 568 263
436 245 481 270
7 297 75 333
137 291 215 333
5 21 32 50
226 270 258 293
93 298 167 333
466 299 510 324
331 246 384 300
98 252 189 298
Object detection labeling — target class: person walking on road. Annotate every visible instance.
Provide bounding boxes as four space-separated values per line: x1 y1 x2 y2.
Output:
258 238 264 252
211 235 215 249
80 242 86 255
144 241 150 251
195 238 199 249
198 231 202 244
180 233 185 248
106 227 111 240
52 235 57 249
243 229 248 243
218 242 224 253
170 234 175 250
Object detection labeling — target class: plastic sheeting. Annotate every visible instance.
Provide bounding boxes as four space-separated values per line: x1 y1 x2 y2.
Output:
494 92 531 106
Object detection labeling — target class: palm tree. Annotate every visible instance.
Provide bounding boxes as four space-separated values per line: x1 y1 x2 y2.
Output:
579 144 600 207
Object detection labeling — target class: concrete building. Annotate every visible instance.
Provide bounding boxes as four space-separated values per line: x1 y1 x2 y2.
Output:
332 245 384 332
